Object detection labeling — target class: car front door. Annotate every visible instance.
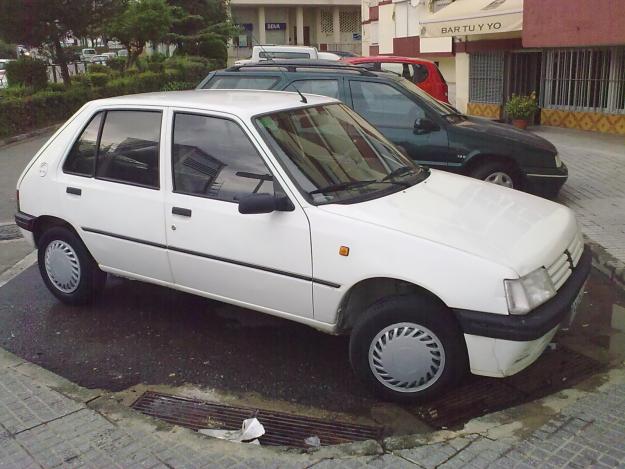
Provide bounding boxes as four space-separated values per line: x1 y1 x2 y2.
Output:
347 79 451 169
163 110 314 318
59 108 172 283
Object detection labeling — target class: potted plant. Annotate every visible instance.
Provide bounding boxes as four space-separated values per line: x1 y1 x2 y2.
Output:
504 92 538 130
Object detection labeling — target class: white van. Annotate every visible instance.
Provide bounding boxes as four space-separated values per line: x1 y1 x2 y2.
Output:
15 90 591 402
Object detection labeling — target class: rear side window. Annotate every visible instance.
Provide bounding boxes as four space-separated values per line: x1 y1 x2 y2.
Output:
204 76 278 90
259 51 310 59
95 111 162 189
287 79 339 99
413 64 429 84
63 112 103 177
172 113 274 203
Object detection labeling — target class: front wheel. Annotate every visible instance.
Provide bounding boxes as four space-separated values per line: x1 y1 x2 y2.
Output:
38 227 106 305
349 295 468 403
469 161 521 189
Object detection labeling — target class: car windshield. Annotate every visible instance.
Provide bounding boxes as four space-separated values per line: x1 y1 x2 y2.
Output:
255 103 429 205
396 77 465 121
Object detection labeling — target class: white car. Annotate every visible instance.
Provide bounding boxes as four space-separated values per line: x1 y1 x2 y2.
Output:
234 45 319 66
15 90 590 402
80 48 97 62
0 59 13 88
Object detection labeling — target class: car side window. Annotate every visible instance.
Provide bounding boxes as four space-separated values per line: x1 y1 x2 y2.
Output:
172 113 274 203
63 112 103 177
413 64 429 84
350 81 425 128
287 79 339 99
204 76 279 90
381 63 413 81
95 110 162 189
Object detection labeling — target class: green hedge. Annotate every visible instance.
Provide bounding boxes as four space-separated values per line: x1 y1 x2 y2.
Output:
6 58 48 90
0 56 214 138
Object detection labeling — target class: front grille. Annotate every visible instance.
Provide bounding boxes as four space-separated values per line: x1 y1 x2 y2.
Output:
546 231 583 290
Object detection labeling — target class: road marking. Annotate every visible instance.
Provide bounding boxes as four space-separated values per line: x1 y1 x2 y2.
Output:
0 251 37 289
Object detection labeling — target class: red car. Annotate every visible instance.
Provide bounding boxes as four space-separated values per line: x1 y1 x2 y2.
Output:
345 56 449 103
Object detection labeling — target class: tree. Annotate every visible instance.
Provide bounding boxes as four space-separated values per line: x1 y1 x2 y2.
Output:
0 0 120 85
107 0 173 66
167 0 235 65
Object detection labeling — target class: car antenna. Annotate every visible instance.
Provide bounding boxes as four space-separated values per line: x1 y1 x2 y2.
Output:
249 34 308 104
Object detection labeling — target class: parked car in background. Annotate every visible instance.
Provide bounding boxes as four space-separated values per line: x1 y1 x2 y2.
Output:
102 52 118 60
89 55 108 65
317 51 341 61
15 90 590 402
234 45 319 66
345 56 449 103
117 49 128 58
80 48 97 62
199 61 568 198
0 59 14 88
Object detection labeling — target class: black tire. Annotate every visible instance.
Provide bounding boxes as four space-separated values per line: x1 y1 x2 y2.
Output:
38 226 106 305
469 160 522 190
349 295 468 403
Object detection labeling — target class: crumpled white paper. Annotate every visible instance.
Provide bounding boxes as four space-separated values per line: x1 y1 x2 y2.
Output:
199 417 265 445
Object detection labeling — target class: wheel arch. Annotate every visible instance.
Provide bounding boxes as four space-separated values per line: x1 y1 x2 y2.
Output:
32 215 80 248
463 153 525 188
335 276 457 334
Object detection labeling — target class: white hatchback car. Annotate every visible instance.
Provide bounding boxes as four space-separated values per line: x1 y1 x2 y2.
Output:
16 90 591 402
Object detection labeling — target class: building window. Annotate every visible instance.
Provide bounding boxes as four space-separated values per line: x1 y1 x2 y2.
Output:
469 52 504 104
340 11 361 33
541 47 625 114
320 10 333 33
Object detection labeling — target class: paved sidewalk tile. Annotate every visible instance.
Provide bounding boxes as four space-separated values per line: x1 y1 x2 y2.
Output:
533 127 625 264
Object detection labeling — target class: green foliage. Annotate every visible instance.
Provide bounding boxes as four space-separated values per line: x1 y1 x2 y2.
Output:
163 55 211 83
0 39 16 58
5 58 48 89
87 63 110 74
47 82 67 92
107 57 127 72
148 52 167 63
106 0 173 66
87 73 109 87
0 85 34 98
505 92 538 120
161 81 194 91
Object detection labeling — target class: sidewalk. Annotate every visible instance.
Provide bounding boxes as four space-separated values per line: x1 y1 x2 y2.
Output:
1 342 625 467
532 126 625 265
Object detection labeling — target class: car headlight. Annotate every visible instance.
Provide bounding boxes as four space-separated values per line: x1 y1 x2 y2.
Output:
554 153 562 168
504 267 556 315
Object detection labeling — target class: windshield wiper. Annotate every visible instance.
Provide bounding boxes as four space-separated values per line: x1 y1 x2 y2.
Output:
381 166 416 182
309 180 376 195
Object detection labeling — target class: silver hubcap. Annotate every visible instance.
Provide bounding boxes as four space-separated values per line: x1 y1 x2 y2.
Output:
44 240 81 294
485 171 514 188
369 322 445 393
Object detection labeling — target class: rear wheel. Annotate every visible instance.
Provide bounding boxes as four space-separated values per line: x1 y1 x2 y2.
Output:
349 295 468 403
38 227 106 305
469 160 521 189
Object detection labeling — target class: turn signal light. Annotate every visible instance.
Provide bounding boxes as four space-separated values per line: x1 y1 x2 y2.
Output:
339 246 350 257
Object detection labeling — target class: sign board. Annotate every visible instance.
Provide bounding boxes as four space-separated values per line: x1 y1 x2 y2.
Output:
235 23 254 32
266 23 286 31
352 33 362 41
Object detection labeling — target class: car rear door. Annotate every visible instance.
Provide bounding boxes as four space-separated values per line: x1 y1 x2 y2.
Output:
346 78 451 169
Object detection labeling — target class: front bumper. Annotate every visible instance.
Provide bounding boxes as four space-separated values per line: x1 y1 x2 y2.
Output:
453 245 592 376
524 162 568 199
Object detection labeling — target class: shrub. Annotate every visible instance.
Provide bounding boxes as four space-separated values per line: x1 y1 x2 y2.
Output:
47 83 67 92
148 52 166 63
505 92 538 120
87 73 109 88
87 63 110 74
107 57 126 73
147 61 164 73
161 81 194 91
6 58 48 89
0 85 34 98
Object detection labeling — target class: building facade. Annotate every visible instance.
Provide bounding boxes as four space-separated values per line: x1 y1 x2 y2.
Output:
228 0 362 62
523 0 625 134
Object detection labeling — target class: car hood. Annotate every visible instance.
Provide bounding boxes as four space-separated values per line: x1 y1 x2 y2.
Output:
455 116 557 154
317 170 577 277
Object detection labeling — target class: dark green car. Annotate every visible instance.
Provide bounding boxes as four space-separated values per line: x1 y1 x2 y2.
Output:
198 61 568 198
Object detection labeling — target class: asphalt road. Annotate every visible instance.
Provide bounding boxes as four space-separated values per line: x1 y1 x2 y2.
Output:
0 263 624 423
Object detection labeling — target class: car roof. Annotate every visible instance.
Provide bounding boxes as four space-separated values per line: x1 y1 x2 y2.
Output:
91 89 338 118
348 55 437 66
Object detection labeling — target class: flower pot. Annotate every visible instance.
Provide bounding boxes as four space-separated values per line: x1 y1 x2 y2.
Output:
512 119 528 130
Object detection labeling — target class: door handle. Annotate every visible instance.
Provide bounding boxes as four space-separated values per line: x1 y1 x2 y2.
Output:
66 187 82 196
172 207 192 217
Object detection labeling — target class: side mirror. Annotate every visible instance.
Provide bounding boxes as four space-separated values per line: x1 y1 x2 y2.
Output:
238 193 294 214
414 118 439 134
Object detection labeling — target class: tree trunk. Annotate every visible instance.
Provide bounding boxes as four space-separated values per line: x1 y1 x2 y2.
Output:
53 40 71 86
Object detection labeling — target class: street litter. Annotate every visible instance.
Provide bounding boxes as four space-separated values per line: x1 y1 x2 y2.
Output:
199 417 265 444
304 435 320 447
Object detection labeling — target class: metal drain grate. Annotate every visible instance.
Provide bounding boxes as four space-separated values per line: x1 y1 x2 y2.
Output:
131 391 383 448
414 346 602 429
0 224 21 241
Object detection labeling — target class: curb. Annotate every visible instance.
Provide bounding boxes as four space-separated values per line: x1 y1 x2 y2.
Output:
0 124 61 149
586 237 625 291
